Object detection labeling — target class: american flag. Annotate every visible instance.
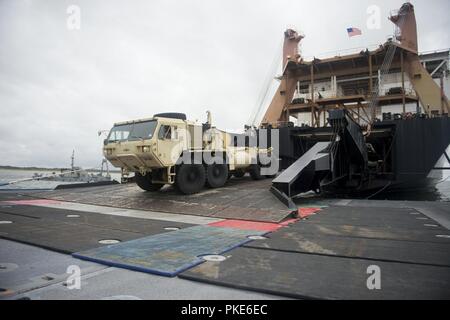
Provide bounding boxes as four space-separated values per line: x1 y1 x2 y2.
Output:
347 27 362 37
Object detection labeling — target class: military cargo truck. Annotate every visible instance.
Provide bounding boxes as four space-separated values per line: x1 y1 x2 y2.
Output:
103 112 273 194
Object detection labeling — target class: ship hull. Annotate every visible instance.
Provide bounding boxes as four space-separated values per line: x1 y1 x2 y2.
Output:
277 117 450 195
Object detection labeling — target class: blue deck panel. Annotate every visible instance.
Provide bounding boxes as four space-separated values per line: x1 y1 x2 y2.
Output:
72 225 266 277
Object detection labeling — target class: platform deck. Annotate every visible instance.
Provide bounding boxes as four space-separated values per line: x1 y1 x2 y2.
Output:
31 177 293 223
180 204 450 299
0 200 193 254
1 184 450 300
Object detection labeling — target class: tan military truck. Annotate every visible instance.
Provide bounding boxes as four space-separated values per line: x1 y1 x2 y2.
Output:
103 112 273 194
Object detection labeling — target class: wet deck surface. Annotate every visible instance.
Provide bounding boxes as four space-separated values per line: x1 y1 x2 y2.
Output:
181 205 450 299
246 206 450 266
31 177 293 223
180 247 450 299
0 239 280 300
1 181 450 300
0 204 193 254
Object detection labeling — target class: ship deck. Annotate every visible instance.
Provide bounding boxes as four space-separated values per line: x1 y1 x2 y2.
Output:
0 177 449 300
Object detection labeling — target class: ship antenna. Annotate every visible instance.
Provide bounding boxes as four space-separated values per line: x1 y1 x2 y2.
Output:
71 150 75 170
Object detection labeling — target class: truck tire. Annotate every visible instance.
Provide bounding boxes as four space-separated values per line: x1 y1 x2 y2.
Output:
135 172 164 192
175 164 206 194
233 170 246 178
249 164 264 180
206 164 228 188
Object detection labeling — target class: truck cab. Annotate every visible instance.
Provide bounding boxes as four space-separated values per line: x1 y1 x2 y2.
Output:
104 112 272 194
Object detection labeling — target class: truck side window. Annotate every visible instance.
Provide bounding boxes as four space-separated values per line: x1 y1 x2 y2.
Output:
158 125 172 140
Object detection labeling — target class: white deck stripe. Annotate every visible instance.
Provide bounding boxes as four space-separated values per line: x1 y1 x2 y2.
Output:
30 202 223 225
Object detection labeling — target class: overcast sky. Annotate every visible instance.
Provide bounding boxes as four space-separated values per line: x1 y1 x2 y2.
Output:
0 0 449 168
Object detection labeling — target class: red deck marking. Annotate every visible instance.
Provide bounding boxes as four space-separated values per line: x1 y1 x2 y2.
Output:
279 218 299 226
209 220 282 232
298 207 322 219
3 199 62 206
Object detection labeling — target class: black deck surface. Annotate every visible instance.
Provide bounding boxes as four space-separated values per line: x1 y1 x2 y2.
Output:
181 205 450 299
295 206 437 228
247 235 450 266
280 221 449 243
3 190 450 299
31 177 293 223
180 247 450 300
277 206 450 243
245 208 450 266
291 206 450 235
0 203 192 254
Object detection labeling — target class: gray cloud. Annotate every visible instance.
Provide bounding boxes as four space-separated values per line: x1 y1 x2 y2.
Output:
0 0 448 168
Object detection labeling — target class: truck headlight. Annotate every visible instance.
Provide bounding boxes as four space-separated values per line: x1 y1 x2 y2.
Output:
142 146 151 153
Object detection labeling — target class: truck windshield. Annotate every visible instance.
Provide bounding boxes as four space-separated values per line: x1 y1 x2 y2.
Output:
107 120 157 142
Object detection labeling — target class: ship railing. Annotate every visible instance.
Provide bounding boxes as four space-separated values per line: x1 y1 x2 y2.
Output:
291 87 417 105
302 44 380 61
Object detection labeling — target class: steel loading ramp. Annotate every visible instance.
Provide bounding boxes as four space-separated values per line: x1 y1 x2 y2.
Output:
271 142 330 209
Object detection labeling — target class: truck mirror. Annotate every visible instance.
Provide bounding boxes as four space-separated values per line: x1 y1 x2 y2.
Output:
103 139 108 145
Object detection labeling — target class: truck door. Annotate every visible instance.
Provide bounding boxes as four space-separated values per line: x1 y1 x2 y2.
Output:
156 123 184 166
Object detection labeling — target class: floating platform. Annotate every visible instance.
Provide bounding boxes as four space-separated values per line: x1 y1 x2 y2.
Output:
180 205 450 299
1 179 449 300
0 200 193 254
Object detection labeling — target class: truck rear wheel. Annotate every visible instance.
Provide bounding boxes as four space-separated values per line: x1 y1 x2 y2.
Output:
175 164 206 194
135 172 164 192
249 165 264 180
206 164 228 188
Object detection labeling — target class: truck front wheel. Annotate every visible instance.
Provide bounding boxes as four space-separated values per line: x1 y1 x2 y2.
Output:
175 164 206 194
135 172 164 192
206 164 229 188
